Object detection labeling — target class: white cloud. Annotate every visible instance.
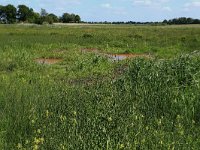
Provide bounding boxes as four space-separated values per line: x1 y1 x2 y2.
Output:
101 3 112 9
184 1 200 8
133 0 152 6
100 3 127 16
132 0 170 6
183 1 200 11
132 0 172 13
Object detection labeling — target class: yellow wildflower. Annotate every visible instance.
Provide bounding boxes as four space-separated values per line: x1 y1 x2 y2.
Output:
17 143 22 149
33 144 39 150
34 138 40 145
46 110 49 117
73 111 77 116
157 119 162 125
160 140 163 145
31 120 35 124
119 144 124 149
40 137 44 144
108 117 112 122
60 115 67 122
25 140 29 144
37 129 41 134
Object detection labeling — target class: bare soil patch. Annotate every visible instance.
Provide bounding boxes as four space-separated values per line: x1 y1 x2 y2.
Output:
35 58 63 65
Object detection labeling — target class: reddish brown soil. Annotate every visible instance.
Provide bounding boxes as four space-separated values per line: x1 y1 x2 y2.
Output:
35 58 63 65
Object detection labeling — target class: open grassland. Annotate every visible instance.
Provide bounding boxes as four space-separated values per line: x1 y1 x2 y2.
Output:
0 24 200 149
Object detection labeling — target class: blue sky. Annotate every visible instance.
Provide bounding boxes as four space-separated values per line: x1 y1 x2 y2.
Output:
1 0 200 21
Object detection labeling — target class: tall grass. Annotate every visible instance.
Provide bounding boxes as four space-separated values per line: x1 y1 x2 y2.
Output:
1 55 200 149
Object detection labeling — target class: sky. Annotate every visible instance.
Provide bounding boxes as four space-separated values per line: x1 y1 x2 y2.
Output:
1 0 200 22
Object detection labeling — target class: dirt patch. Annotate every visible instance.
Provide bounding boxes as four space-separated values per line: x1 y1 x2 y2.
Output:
35 58 63 65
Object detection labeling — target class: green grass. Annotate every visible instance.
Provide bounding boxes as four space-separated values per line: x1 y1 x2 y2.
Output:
0 24 200 149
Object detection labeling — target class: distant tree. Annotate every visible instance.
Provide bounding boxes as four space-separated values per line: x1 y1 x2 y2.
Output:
17 5 40 23
44 15 54 24
186 18 193 24
163 17 200 25
163 19 168 24
193 19 200 24
62 13 72 23
1 4 82 24
75 15 81 23
0 5 5 23
27 8 37 23
34 13 43 24
70 13 76 22
48 13 59 22
179 17 187 24
26 11 36 23
38 9 57 24
3 4 17 23
0 5 3 15
17 5 30 22
40 8 48 17
58 16 62 22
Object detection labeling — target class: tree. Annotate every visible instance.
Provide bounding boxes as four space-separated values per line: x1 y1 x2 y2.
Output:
48 13 59 23
26 8 36 23
0 5 3 15
70 13 76 22
0 4 82 24
0 5 5 23
61 13 81 23
43 15 54 24
34 12 43 24
38 9 56 24
186 18 193 24
193 19 200 24
62 13 71 23
163 19 168 24
17 5 30 22
40 8 48 17
75 15 81 23
3 4 16 23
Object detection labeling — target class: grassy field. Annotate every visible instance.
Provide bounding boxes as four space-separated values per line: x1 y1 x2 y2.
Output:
0 24 200 149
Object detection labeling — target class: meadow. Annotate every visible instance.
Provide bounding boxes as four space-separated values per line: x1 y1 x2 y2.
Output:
0 24 200 149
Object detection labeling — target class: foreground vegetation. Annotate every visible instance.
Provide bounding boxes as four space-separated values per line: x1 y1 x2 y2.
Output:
0 24 200 149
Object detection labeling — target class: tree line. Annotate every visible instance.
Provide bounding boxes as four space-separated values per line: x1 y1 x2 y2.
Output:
0 4 81 24
163 17 200 25
85 17 200 25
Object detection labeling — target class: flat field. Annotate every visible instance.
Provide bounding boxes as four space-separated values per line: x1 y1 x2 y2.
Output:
0 24 200 149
